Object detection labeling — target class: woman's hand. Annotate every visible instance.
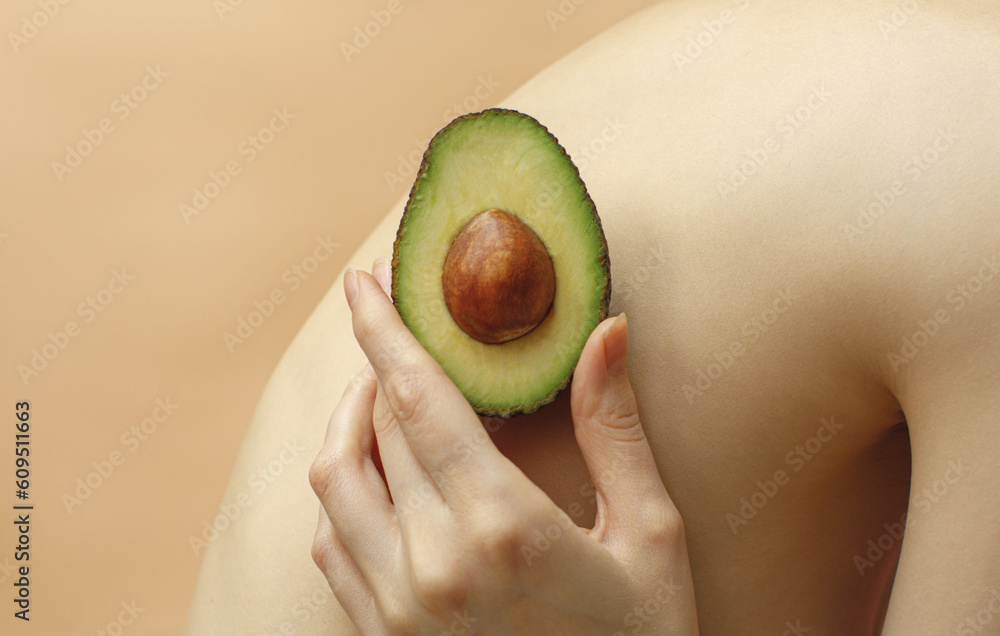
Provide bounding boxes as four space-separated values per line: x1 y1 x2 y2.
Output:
309 259 700 635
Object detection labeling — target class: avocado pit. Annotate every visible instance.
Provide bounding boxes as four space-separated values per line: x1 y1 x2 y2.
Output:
442 209 556 344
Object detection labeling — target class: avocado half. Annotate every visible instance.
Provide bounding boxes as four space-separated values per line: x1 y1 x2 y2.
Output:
391 108 611 417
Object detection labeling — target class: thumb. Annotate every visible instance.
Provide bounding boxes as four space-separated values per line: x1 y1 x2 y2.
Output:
570 314 675 541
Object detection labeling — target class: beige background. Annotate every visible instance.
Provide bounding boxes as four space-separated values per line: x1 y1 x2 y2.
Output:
0 1 660 633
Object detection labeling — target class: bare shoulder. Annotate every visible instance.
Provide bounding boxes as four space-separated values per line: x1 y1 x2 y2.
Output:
185 2 1000 633
506 0 1000 422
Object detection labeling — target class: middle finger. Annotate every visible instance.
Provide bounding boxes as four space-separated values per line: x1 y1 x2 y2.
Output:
372 380 445 524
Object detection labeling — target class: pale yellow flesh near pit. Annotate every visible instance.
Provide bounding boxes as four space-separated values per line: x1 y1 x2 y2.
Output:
396 112 607 414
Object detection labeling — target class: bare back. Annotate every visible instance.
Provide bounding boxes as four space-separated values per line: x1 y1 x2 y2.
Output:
186 2 1000 634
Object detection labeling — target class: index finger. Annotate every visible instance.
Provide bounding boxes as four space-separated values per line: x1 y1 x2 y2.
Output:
348 270 506 483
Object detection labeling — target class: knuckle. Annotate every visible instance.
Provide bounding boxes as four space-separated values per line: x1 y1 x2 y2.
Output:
598 396 646 444
384 362 429 424
308 455 333 499
409 559 467 614
604 389 641 428
605 409 643 438
355 309 382 345
310 534 332 572
572 386 646 443
379 600 419 636
308 449 346 500
642 499 686 548
471 509 530 572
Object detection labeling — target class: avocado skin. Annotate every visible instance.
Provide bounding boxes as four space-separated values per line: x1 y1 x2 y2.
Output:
391 108 611 418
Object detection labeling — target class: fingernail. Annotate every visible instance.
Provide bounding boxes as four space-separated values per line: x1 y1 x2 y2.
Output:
344 268 359 310
604 313 628 377
372 257 392 295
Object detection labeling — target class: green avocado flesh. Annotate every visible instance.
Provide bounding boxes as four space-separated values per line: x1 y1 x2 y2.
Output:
391 108 611 417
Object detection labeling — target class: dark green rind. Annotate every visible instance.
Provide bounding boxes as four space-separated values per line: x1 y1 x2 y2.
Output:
391 108 611 418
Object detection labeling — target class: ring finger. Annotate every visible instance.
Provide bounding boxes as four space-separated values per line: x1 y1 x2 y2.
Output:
311 365 398 585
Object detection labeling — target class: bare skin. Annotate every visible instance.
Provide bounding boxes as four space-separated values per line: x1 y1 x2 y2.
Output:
185 1 1000 634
